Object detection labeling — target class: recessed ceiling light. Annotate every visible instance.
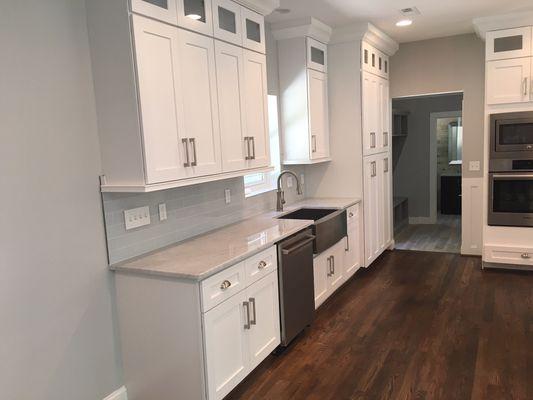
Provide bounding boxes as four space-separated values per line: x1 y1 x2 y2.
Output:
396 19 413 27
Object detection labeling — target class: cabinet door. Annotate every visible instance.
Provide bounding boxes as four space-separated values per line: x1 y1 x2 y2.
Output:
328 240 345 291
247 272 281 370
177 0 213 36
204 290 249 400
345 222 361 279
132 0 178 25
307 37 327 73
212 0 242 46
363 156 380 265
313 252 329 309
379 77 391 151
241 7 265 53
215 41 248 172
243 50 270 169
381 155 393 249
486 58 531 105
132 15 188 184
486 27 532 61
308 69 330 160
362 72 379 156
179 30 222 177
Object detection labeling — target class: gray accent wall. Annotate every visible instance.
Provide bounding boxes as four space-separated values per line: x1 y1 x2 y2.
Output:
0 0 122 399
392 94 463 218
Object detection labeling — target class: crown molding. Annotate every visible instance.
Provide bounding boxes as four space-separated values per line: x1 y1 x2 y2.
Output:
271 17 333 44
473 10 533 40
330 22 399 56
234 0 280 16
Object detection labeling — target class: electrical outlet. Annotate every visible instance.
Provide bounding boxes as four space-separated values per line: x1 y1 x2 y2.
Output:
225 189 231 204
158 203 167 221
469 161 480 172
287 176 293 188
124 206 150 230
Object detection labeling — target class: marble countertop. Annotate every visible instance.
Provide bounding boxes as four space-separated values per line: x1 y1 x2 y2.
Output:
111 197 361 281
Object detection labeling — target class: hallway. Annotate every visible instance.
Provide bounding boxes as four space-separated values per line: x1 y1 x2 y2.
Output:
394 214 461 253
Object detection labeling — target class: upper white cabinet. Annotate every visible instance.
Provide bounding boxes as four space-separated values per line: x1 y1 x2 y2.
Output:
178 0 214 36
88 0 272 192
362 70 390 156
307 37 327 73
486 57 532 105
274 19 332 165
241 7 265 53
213 0 242 46
132 0 178 25
132 15 188 184
486 27 532 61
362 41 389 79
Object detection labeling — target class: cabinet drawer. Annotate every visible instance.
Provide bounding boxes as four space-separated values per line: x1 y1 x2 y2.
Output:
484 245 533 266
346 203 360 226
245 246 277 286
201 261 246 311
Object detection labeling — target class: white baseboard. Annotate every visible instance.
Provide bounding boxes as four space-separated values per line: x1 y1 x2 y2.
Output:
408 216 435 225
103 387 127 400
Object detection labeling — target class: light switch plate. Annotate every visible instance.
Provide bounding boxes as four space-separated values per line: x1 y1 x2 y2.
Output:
469 161 480 171
225 189 231 204
124 206 150 230
158 203 167 221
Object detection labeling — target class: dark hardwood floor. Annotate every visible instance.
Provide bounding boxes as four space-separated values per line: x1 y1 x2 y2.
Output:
227 250 533 400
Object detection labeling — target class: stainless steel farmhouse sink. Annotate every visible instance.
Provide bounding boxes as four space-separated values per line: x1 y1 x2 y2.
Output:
278 208 347 254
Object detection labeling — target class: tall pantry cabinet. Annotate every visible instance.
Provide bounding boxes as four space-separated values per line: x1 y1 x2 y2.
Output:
361 40 394 266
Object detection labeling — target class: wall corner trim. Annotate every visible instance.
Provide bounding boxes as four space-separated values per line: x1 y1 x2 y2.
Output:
103 386 128 400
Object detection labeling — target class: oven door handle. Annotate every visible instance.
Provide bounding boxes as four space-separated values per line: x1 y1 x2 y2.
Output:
492 174 533 179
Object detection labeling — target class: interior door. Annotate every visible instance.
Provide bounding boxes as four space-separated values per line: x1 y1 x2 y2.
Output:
313 252 329 309
246 272 281 371
362 71 379 155
243 50 270 169
178 29 222 177
308 69 330 160
131 0 178 25
132 15 187 184
203 290 249 400
215 40 248 172
486 58 531 105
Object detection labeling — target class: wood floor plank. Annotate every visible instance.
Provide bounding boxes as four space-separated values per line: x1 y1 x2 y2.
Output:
226 250 533 400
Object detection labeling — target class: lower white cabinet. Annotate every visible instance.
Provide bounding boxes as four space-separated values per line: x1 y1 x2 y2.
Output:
313 239 346 309
363 152 392 267
203 264 280 400
344 204 363 279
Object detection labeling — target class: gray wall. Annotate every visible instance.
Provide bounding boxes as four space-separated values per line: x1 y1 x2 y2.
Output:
392 94 463 218
390 33 485 179
0 0 122 399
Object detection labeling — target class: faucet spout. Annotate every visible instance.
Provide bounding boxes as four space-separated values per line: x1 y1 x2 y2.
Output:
276 170 303 212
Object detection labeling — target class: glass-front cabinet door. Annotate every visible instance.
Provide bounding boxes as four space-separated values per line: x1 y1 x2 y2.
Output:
241 7 265 53
486 27 532 61
131 0 178 25
212 0 242 46
307 37 327 73
177 0 213 35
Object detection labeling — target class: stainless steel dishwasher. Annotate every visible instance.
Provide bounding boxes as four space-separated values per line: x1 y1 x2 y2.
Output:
277 228 315 347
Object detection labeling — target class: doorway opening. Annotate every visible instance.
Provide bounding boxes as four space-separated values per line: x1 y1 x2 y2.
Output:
391 92 463 253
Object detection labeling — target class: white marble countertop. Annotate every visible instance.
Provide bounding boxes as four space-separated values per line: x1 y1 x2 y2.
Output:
111 197 361 281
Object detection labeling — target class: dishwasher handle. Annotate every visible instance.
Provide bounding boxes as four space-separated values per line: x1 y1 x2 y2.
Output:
281 235 316 255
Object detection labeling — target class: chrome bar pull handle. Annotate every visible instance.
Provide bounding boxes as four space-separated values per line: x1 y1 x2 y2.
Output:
189 138 197 167
251 137 256 160
182 138 190 167
243 301 251 330
249 298 257 325
383 131 388 147
312 135 317 153
524 77 528 96
327 256 332 276
244 137 251 160
345 235 350 252
384 158 389 173
332 256 335 274
370 132 376 148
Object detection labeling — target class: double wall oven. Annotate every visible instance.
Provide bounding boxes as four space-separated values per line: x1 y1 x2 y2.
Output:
488 112 533 227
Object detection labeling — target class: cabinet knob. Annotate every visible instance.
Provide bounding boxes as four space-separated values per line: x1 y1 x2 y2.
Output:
258 261 267 270
521 253 530 259
349 212 354 217
220 280 232 290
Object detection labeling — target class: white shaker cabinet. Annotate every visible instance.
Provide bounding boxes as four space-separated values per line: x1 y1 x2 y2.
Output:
178 30 222 177
132 15 188 184
212 0 242 46
486 26 532 61
381 155 393 250
362 70 390 155
313 239 346 309
177 0 214 35
243 50 270 168
132 0 178 25
241 7 265 53
486 57 532 104
344 203 363 279
308 69 330 160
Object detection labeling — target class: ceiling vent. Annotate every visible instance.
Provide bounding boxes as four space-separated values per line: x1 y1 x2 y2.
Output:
400 6 421 16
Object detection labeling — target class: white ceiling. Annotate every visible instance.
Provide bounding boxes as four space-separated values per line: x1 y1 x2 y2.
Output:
266 0 533 43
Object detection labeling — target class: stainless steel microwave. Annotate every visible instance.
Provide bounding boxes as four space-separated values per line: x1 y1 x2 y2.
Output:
490 111 533 161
